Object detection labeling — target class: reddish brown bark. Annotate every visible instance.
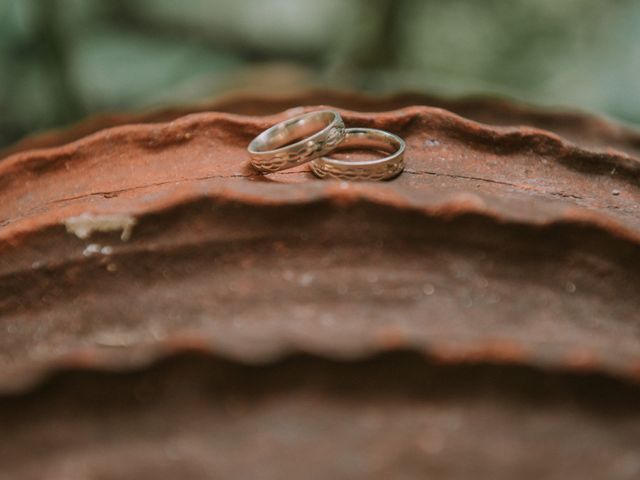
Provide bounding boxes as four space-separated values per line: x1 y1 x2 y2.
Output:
1 92 639 479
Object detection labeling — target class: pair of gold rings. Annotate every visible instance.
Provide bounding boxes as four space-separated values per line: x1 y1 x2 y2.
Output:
247 110 405 181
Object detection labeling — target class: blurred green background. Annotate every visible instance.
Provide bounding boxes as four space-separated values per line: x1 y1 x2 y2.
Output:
2 0 640 148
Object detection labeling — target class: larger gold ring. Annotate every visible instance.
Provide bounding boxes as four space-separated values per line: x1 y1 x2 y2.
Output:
248 110 345 173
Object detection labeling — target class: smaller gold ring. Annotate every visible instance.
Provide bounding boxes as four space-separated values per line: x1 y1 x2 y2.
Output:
310 128 405 181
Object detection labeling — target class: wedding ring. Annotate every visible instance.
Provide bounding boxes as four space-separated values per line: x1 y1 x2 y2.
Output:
248 110 346 173
310 128 405 181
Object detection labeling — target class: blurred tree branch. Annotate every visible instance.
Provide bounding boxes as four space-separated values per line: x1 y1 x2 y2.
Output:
34 0 85 123
105 0 322 65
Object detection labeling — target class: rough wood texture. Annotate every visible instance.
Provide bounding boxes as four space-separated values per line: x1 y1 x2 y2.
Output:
1 91 639 479
1 354 639 480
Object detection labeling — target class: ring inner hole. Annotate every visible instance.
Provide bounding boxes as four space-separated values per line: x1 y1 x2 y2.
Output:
328 135 396 161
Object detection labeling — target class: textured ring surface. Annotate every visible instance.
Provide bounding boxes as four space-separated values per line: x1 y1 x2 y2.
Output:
248 110 345 173
310 128 405 181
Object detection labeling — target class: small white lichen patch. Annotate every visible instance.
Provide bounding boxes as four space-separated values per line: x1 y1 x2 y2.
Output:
82 243 101 257
82 243 114 257
65 213 137 241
